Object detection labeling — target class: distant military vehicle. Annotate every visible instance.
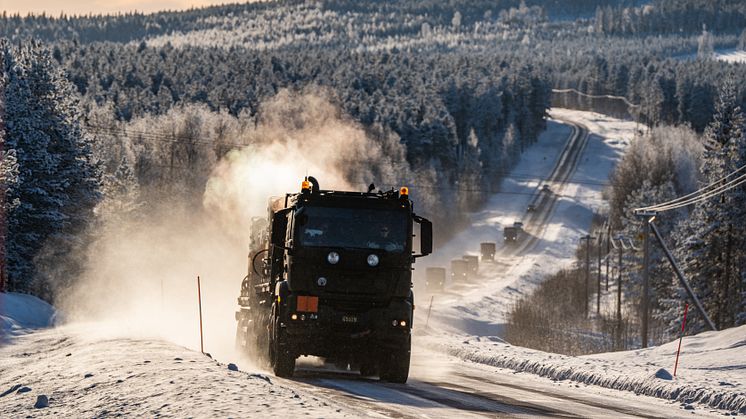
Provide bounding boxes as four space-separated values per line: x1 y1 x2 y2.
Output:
504 226 518 243
480 242 496 261
425 267 446 292
450 259 468 282
462 255 478 278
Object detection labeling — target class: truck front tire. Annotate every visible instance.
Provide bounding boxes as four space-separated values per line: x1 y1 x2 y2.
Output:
269 309 296 378
379 336 411 383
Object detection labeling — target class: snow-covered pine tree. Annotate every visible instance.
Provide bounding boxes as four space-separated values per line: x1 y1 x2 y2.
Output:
721 84 746 327
0 42 12 292
674 75 745 331
2 41 101 299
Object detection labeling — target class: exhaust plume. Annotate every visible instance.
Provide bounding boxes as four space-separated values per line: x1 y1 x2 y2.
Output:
58 88 413 367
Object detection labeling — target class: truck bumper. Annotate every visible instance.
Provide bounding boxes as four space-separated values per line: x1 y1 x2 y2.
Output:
282 298 412 358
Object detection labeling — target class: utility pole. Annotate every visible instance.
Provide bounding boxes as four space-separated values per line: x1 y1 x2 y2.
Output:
597 230 603 315
617 239 623 333
648 220 717 332
611 236 624 349
606 222 611 291
581 234 593 318
635 211 657 349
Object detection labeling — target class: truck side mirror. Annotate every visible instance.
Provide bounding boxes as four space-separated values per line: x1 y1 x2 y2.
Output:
414 215 432 257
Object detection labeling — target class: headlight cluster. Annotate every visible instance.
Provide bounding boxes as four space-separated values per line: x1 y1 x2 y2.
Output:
367 254 379 267
327 251 340 264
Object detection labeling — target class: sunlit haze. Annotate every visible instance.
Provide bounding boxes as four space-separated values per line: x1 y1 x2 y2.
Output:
1 0 261 16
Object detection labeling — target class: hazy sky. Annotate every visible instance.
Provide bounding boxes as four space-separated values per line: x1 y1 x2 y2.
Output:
1 1 258 16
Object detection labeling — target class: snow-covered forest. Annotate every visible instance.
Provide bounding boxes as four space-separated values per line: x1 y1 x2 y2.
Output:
4 1 746 417
1 0 746 341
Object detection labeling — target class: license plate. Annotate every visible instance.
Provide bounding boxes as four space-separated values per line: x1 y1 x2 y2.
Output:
342 315 358 323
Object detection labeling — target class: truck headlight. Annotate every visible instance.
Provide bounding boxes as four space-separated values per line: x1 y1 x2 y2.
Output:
367 254 379 267
327 251 340 264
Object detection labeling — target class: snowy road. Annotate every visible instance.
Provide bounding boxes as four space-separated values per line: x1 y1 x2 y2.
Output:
509 119 590 257
285 347 709 418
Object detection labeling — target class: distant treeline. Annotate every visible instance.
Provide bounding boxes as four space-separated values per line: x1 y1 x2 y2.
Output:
0 0 627 44
594 0 746 35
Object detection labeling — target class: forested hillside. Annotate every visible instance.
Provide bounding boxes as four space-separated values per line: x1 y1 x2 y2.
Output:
2 0 746 324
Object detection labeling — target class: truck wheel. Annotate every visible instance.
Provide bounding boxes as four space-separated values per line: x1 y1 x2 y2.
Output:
235 312 248 353
359 361 378 377
270 321 295 378
379 336 411 383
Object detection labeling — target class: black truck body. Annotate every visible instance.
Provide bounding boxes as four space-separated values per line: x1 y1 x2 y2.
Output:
235 177 432 382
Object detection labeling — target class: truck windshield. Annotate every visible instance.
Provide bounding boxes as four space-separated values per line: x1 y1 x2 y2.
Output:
298 206 408 252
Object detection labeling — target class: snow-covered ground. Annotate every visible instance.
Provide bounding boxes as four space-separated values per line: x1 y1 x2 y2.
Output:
0 323 351 417
435 325 746 414
675 48 746 64
714 49 746 64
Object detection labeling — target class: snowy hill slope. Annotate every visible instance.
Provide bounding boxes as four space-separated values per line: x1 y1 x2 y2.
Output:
0 324 350 417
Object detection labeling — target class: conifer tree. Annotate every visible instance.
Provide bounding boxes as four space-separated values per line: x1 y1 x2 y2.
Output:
674 75 746 331
1 42 101 299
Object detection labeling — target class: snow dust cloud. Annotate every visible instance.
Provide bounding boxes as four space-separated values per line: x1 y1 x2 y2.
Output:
57 89 413 368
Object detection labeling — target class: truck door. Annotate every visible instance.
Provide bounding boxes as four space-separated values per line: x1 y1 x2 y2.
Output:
269 209 291 284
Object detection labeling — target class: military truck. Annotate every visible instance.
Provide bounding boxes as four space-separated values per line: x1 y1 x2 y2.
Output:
504 226 518 243
235 177 432 383
425 267 446 292
480 242 496 261
450 259 468 282
462 255 478 278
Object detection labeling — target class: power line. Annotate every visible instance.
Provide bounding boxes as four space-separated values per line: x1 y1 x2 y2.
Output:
635 163 746 212
651 173 746 212
635 164 746 213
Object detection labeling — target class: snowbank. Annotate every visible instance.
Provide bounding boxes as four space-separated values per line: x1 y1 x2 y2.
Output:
0 325 348 417
0 292 56 340
429 325 746 414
